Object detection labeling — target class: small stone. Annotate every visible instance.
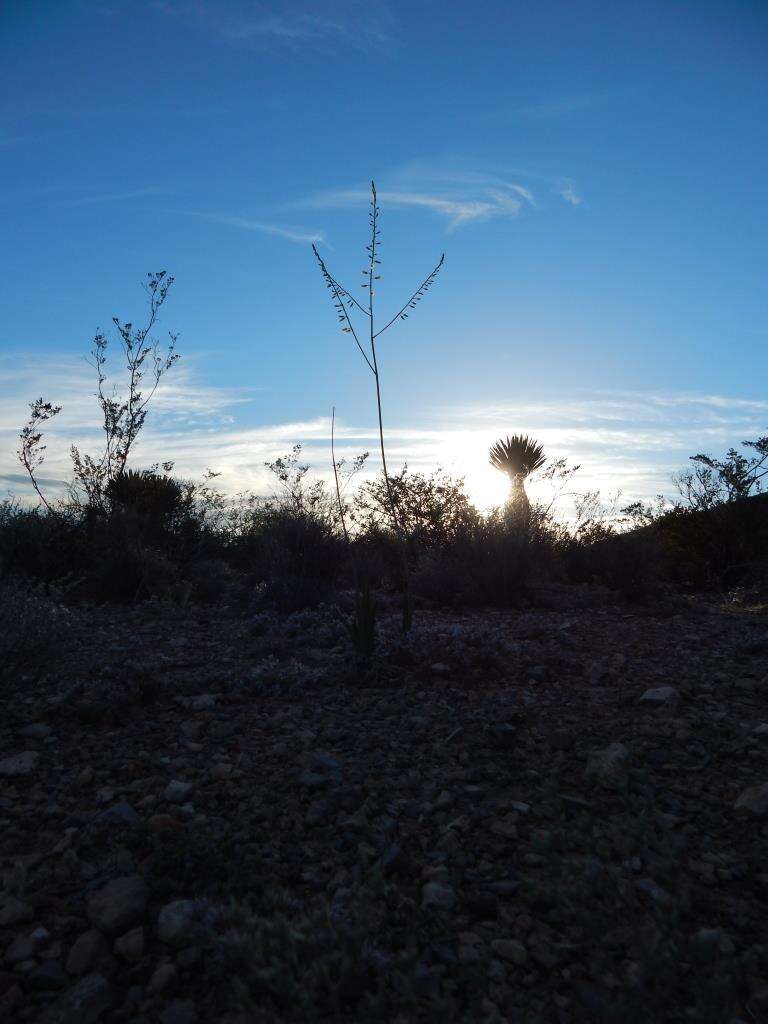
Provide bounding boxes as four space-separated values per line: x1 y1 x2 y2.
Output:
164 780 194 804
0 751 38 776
734 782 768 818
66 929 109 975
491 939 528 965
175 694 217 711
157 900 204 948
19 723 52 739
93 801 140 827
148 814 185 834
639 686 679 705
430 663 451 676
114 926 144 962
0 984 22 1019
636 877 672 905
180 720 204 740
147 961 177 995
87 875 147 934
0 897 33 927
465 891 498 920
421 882 456 910
4 934 35 965
305 799 329 826
586 742 630 784
27 959 68 991
162 998 197 1024
489 724 517 749
381 842 406 876
312 753 342 774
298 771 330 790
490 816 518 839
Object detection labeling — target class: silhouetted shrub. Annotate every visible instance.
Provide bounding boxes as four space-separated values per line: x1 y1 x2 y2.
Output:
353 467 479 548
651 494 768 589
412 508 564 608
105 468 188 523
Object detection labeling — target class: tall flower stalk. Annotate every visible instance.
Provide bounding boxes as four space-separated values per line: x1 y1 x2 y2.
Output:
313 181 444 630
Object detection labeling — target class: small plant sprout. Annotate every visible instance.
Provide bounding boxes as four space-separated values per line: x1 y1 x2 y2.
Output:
313 181 444 630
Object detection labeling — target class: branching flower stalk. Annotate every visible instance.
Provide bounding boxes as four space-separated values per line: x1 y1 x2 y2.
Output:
313 181 444 631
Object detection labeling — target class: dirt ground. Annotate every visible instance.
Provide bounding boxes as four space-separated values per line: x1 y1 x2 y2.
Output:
1 589 767 1023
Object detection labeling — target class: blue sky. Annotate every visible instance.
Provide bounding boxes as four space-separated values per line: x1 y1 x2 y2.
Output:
1 0 766 508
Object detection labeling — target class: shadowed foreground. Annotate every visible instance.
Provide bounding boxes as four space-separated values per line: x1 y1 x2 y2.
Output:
1 592 767 1023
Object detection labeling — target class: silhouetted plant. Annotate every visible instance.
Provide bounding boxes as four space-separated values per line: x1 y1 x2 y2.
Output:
17 271 178 510
313 181 444 630
674 434 768 510
17 399 63 512
353 466 478 548
489 434 546 518
105 468 187 522
345 578 377 666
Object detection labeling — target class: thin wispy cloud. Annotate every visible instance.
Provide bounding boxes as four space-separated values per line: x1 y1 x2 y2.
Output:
195 213 328 246
155 1 397 52
506 93 606 120
62 187 168 208
301 164 584 229
558 181 583 206
302 176 536 232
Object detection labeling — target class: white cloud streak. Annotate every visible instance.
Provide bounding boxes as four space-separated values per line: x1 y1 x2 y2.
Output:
303 177 536 231
558 181 583 206
2 354 765 513
195 213 327 246
155 1 397 52
62 188 168 207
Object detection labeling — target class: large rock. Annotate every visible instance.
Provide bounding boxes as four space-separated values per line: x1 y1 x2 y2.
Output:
0 751 38 776
87 876 147 935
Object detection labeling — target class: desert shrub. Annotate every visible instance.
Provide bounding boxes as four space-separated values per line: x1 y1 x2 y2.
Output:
562 527 665 601
0 576 69 683
651 494 768 589
105 468 189 523
233 505 344 611
0 500 86 583
412 507 564 608
353 467 480 548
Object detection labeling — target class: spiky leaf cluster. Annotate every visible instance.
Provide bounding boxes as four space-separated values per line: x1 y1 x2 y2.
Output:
489 434 547 480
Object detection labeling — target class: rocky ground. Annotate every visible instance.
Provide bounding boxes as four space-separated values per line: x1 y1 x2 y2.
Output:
1 588 768 1023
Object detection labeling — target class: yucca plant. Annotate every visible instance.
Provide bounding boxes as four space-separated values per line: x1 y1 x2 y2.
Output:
489 434 546 517
105 468 186 522
314 181 444 631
